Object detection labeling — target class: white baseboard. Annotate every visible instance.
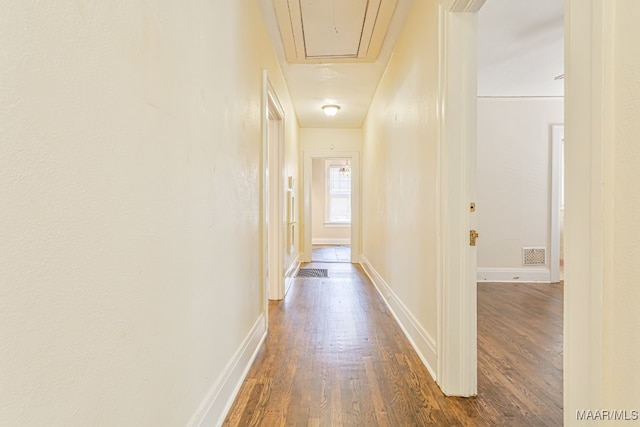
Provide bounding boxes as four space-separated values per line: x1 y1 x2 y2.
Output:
284 255 301 296
476 267 551 283
360 255 438 381
311 238 351 245
188 314 267 427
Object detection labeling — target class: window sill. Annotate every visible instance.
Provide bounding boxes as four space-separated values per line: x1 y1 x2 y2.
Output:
324 222 351 228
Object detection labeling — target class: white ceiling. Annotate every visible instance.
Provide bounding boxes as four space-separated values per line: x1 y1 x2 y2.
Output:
259 0 565 128
259 0 415 128
477 0 564 97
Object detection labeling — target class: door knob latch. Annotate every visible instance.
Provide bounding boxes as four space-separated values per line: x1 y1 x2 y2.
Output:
470 230 479 246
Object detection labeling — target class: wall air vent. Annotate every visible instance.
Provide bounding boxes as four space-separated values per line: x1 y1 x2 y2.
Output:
522 247 546 266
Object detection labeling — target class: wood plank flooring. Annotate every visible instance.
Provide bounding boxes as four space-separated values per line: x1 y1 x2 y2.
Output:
311 245 351 263
223 263 563 426
477 281 563 426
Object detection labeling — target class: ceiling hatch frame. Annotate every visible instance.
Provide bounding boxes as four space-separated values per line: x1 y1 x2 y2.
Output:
273 0 398 64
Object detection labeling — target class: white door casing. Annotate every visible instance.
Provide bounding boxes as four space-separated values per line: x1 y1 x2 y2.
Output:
263 72 287 303
550 124 564 284
564 0 615 422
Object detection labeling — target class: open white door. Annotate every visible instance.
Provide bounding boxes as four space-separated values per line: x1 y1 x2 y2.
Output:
436 0 485 397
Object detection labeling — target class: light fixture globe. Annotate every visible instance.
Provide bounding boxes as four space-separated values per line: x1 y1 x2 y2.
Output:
322 104 340 117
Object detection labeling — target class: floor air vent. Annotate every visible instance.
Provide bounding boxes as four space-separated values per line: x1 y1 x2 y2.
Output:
296 268 329 278
522 247 546 266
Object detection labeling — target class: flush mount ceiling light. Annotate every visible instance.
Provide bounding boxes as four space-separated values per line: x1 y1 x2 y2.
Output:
322 104 340 117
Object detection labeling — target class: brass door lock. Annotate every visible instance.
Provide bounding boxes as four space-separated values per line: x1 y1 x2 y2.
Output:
470 230 479 246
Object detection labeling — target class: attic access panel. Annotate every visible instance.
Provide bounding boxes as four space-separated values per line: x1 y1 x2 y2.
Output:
302 0 366 58
273 0 398 63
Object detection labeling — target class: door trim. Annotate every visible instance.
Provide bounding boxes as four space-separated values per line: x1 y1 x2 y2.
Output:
262 71 287 309
550 124 564 283
564 0 614 418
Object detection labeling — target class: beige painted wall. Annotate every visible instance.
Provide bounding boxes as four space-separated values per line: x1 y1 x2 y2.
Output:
565 0 640 423
602 0 640 412
477 97 564 280
311 158 351 244
300 127 363 152
0 1 298 426
361 0 439 342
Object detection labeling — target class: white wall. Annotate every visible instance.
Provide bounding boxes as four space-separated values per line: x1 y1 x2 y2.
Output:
311 158 350 244
476 97 564 282
0 1 298 426
361 0 439 372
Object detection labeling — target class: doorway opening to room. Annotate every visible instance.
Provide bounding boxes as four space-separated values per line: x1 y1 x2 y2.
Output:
310 158 351 263
262 73 288 304
303 150 360 264
474 1 565 421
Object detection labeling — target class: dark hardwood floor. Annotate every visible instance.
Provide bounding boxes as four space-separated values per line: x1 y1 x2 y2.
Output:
311 245 351 263
223 263 563 426
477 281 563 426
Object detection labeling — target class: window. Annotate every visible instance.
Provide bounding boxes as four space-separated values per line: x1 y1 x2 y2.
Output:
326 162 351 224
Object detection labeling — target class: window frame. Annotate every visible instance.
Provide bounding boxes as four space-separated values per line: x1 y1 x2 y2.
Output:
324 159 352 226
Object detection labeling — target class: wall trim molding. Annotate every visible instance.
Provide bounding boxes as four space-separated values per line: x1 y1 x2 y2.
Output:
550 124 565 283
311 238 351 245
284 256 301 296
440 0 486 13
188 314 267 427
477 268 552 283
360 255 437 379
477 95 564 99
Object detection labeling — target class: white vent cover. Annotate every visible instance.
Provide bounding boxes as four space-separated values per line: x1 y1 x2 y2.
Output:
522 247 546 266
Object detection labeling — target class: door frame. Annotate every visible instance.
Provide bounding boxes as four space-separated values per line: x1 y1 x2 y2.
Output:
303 150 360 264
438 0 612 419
262 71 287 308
564 0 614 419
550 124 564 283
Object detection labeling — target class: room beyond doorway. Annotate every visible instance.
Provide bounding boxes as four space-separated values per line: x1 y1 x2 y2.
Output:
311 244 351 263
303 150 360 264
309 157 352 263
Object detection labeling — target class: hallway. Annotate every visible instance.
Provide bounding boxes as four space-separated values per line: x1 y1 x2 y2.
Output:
223 263 563 426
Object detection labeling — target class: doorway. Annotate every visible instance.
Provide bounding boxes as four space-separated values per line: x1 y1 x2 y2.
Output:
310 158 352 263
474 0 565 412
303 150 360 264
263 73 287 302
